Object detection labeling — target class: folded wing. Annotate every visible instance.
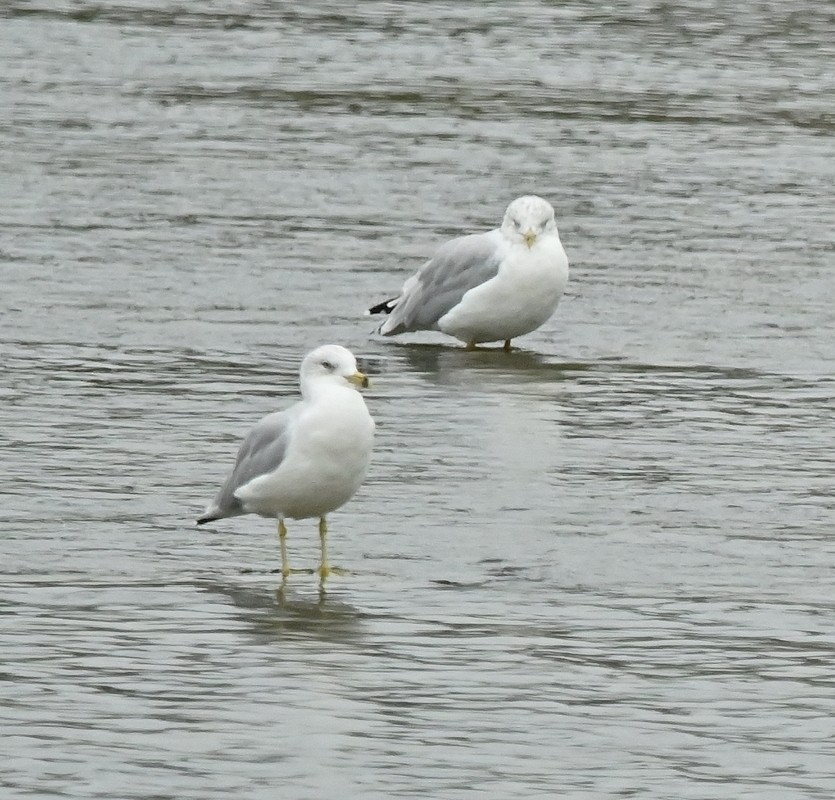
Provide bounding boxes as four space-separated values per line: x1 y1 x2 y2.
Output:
197 410 293 523
374 230 506 335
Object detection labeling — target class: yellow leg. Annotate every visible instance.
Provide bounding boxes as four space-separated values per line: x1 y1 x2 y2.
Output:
503 339 512 353
465 340 477 351
278 519 289 577
318 517 330 581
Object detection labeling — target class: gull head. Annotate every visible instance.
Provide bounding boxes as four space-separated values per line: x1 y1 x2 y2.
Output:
500 195 558 249
301 344 369 391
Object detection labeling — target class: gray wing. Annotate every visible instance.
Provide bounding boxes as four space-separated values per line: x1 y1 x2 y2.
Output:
198 409 294 522
380 230 505 334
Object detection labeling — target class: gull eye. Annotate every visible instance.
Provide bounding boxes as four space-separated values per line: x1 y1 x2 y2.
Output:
321 360 334 370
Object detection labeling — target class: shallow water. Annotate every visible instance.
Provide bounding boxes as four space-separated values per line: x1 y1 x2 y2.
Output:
2 2 834 798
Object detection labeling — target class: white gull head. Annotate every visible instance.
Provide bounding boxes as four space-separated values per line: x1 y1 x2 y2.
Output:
500 195 558 249
300 344 369 397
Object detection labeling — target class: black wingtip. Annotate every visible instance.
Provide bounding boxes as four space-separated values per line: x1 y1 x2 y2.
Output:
196 515 218 526
367 297 397 316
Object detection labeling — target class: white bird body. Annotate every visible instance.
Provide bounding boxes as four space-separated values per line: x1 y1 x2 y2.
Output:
234 385 374 520
436 229 568 345
369 195 569 349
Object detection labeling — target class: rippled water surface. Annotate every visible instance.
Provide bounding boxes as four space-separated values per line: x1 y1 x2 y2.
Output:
2 2 834 798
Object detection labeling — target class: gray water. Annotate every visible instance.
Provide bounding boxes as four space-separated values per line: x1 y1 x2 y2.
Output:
2 2 834 798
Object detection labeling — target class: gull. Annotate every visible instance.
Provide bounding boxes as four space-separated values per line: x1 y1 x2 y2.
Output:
368 195 569 351
197 344 375 581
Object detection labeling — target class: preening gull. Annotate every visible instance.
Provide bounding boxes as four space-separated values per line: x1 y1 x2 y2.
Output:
368 195 569 351
197 344 375 581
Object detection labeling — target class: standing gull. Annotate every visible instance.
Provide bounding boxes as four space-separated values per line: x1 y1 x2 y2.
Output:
368 195 569 351
197 344 375 581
